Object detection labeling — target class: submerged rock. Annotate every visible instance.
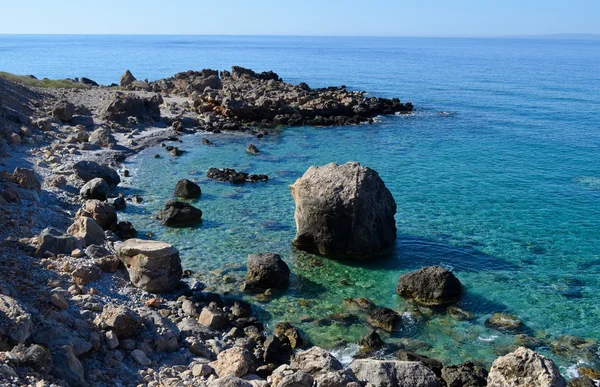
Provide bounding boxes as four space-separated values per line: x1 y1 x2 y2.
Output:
274 322 304 349
485 313 523 332
246 143 259 154
290 162 396 257
244 253 290 291
367 307 401 332
207 167 268 184
487 347 566 387
116 238 183 293
174 179 201 199
358 330 385 352
396 266 462 306
157 200 202 227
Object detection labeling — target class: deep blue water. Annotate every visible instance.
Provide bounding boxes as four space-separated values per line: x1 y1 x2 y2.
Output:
3 35 600 373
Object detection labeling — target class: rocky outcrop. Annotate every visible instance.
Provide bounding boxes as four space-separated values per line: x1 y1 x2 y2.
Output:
441 362 488 387
120 70 137 87
67 217 105 247
0 295 32 350
244 253 290 291
174 179 201 199
350 359 440 387
367 307 402 332
246 144 259 154
78 200 117 230
79 177 110 201
487 347 566 387
209 347 255 378
116 238 183 293
291 346 358 386
100 92 162 125
207 168 268 184
396 266 462 306
290 162 396 257
73 161 121 187
12 167 41 192
157 200 202 227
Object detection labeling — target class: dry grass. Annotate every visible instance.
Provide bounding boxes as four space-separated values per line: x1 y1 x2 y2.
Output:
0 71 89 89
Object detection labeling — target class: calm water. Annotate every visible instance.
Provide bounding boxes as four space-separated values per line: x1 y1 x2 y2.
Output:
3 35 600 373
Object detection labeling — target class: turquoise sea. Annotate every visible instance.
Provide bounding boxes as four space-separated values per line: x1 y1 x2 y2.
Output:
2 35 600 373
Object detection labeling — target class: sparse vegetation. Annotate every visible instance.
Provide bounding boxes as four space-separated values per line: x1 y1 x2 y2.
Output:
0 71 89 89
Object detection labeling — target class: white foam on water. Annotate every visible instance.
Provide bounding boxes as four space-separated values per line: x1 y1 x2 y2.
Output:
330 344 360 368
477 335 498 342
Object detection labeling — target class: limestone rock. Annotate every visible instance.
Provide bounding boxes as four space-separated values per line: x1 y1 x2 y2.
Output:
116 238 183 293
73 160 121 187
67 216 105 246
349 359 440 387
245 253 290 291
485 313 523 332
290 162 396 257
198 307 229 330
157 200 202 227
174 179 201 199
51 345 87 387
277 370 314 387
396 266 462 306
209 347 255 378
79 200 118 230
487 347 566 387
291 346 358 386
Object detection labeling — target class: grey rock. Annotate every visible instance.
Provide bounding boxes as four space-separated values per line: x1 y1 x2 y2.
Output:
51 345 87 387
277 371 315 387
174 179 201 199
79 199 118 230
0 295 32 349
94 304 141 339
350 359 440 387
208 376 253 387
12 167 41 192
198 307 229 330
157 200 203 227
245 253 290 291
487 347 566 387
396 266 462 306
290 162 396 257
35 228 82 257
99 92 162 125
131 349 151 366
120 70 137 87
291 346 358 386
73 160 121 187
79 177 110 200
441 361 488 387
67 216 105 246
88 128 117 148
52 100 75 122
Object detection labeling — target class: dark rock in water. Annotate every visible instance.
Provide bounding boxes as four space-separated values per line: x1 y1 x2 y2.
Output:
79 177 110 201
274 322 304 349
120 70 137 87
397 350 443 378
116 221 137 240
441 361 488 387
80 77 99 87
174 179 201 199
52 100 75 122
113 196 126 211
73 161 121 187
246 143 259 154
485 313 523 332
157 200 202 227
99 92 162 125
202 138 214 146
207 168 268 184
366 307 401 332
358 330 385 352
396 266 462 306
290 162 396 257
569 377 597 387
168 146 185 157
549 335 599 361
447 306 475 321
244 253 290 291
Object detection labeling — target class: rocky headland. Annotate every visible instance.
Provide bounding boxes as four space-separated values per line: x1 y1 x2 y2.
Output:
0 69 597 387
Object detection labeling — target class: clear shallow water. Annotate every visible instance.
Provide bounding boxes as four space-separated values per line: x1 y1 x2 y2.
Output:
3 35 600 371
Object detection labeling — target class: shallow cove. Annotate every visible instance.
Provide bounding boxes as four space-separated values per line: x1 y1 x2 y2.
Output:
123 112 600 370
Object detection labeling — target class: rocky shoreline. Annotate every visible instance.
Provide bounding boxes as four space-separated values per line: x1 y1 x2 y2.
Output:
0 69 598 387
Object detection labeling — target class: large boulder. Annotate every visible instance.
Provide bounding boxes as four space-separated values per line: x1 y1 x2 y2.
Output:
487 347 566 387
12 167 41 192
174 179 201 199
367 307 402 332
78 200 117 230
349 359 440 387
35 228 82 257
291 346 358 386
79 177 110 201
51 345 86 387
0 295 32 350
244 253 290 291
396 266 462 306
441 362 488 387
120 70 137 87
116 238 183 293
67 217 105 247
88 128 117 148
289 162 396 257
157 200 202 227
99 92 162 124
73 161 120 187
208 347 255 378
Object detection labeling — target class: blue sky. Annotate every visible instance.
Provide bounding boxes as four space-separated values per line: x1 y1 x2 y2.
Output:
1 0 598 37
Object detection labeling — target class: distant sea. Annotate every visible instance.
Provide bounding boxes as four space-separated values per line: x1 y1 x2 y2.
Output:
2 35 600 373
